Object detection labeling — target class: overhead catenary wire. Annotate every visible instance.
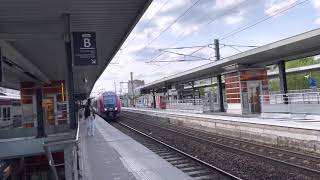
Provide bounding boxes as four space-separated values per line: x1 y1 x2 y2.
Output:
129 0 309 81
120 0 171 52
148 0 255 62
146 59 209 63
147 0 253 64
220 44 259 48
148 0 203 45
125 0 253 68
121 0 203 69
218 0 310 41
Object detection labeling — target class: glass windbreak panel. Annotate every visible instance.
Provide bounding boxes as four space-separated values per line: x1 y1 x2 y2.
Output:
0 99 26 139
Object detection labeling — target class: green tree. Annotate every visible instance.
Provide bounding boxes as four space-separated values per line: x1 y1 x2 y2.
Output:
268 57 320 92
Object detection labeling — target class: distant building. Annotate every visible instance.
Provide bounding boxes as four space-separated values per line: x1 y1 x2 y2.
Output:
128 80 145 97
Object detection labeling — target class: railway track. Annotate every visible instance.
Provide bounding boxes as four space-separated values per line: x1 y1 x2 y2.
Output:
111 121 241 180
121 113 320 178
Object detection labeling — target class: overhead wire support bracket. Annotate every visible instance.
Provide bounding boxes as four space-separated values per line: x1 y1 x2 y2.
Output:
159 49 209 60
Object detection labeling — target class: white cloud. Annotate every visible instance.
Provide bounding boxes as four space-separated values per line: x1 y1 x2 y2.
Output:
215 0 245 9
311 0 320 24
311 0 320 9
224 10 245 24
314 17 320 24
265 0 296 16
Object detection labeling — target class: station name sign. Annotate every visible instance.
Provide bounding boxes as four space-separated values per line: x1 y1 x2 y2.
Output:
72 32 98 65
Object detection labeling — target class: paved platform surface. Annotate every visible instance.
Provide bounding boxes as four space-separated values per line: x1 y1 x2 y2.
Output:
79 116 191 180
123 107 320 130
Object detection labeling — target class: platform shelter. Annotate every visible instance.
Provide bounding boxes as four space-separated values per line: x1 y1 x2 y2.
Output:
136 29 320 117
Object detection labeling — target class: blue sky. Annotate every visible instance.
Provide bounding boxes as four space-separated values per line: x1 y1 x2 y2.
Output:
92 0 320 95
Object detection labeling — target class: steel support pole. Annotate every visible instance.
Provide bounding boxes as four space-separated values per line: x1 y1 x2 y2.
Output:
277 61 288 104
130 72 135 107
152 90 156 109
191 82 196 105
217 75 225 112
0 47 3 82
36 87 47 138
64 14 76 129
214 39 225 112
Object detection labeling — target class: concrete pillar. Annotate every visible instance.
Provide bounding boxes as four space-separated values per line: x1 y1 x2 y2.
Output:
36 87 47 138
277 61 288 104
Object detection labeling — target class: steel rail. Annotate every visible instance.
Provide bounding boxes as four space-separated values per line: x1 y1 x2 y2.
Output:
175 123 320 161
124 113 320 160
123 115 320 175
117 121 242 180
125 113 320 160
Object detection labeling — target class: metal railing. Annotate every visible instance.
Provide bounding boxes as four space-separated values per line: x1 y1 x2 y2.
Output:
43 121 80 180
166 98 203 106
269 88 320 94
261 92 320 105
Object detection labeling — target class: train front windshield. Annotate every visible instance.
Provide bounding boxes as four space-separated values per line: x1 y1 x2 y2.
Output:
104 96 117 110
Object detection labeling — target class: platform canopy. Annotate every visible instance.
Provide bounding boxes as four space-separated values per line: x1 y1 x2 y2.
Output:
139 28 320 91
0 0 151 99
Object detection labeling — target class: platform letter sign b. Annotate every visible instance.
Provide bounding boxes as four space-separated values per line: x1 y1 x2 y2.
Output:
72 32 98 66
84 38 91 48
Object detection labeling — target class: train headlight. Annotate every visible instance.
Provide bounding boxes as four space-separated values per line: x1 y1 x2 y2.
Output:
115 107 118 111
104 108 107 111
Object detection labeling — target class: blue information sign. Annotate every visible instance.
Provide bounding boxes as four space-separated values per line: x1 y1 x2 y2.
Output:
72 32 98 65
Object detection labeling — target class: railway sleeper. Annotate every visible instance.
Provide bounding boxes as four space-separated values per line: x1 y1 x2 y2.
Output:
157 152 174 156
165 157 185 162
186 170 211 177
161 154 178 159
174 163 196 168
170 159 190 165
193 175 216 180
180 166 206 172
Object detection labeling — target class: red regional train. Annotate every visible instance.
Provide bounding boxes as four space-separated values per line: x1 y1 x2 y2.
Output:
93 92 121 120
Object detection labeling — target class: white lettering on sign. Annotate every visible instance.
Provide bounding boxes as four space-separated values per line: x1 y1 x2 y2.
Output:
82 34 91 38
83 38 91 48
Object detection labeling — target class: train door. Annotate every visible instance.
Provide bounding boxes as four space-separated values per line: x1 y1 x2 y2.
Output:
247 81 262 114
157 96 166 109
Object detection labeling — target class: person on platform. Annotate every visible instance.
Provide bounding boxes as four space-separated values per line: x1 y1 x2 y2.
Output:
85 99 96 136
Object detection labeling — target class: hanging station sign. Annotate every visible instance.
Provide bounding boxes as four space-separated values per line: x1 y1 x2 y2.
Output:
72 32 98 65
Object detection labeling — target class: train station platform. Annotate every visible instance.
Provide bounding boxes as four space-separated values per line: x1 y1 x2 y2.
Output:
78 115 191 180
122 108 320 153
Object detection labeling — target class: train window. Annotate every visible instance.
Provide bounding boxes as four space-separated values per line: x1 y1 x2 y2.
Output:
3 108 6 121
104 96 116 104
3 107 10 121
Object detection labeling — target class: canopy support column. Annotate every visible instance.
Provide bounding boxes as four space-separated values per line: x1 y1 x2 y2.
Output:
152 89 156 109
277 61 288 104
215 39 225 112
64 14 76 129
36 87 47 138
